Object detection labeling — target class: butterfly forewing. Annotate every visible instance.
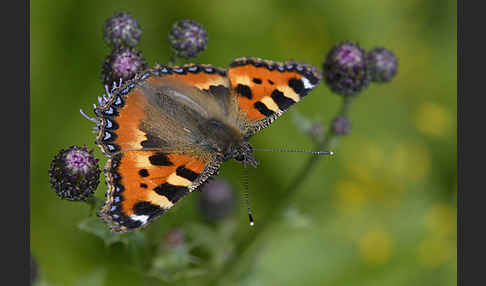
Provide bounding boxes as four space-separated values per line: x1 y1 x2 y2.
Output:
227 57 322 136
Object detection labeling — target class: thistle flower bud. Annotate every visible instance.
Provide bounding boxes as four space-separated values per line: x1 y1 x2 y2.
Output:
169 20 208 59
48 145 100 201
198 179 236 222
163 228 185 249
103 12 142 48
323 42 369 96
331 116 351 135
101 47 148 86
366 47 398 83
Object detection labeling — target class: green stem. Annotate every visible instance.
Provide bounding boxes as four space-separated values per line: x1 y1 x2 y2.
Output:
85 196 103 216
339 96 353 116
210 97 353 285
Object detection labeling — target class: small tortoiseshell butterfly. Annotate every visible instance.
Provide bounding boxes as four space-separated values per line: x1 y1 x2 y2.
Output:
93 57 321 232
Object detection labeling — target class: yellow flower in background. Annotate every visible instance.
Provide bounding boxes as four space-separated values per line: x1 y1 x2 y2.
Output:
359 228 393 265
348 163 374 186
390 143 430 182
364 145 385 171
425 204 455 237
345 140 429 191
417 237 453 268
417 204 456 268
414 101 452 138
344 147 403 203
333 181 367 211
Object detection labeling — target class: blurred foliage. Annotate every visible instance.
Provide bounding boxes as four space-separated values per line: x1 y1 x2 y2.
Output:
31 0 456 285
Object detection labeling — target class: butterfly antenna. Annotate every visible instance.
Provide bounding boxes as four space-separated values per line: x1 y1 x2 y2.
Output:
254 148 334 156
243 165 255 226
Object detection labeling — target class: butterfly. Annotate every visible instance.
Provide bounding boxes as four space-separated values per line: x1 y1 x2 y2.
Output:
93 57 321 232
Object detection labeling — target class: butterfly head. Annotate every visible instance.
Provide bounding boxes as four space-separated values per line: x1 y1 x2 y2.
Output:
224 141 258 168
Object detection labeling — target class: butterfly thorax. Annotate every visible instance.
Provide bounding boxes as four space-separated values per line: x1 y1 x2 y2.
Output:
198 118 258 167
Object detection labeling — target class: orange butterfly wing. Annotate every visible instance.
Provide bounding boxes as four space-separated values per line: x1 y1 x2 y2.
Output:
227 57 322 135
98 150 217 232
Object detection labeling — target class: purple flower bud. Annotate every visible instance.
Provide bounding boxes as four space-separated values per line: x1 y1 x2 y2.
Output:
198 179 236 222
103 12 142 48
101 47 148 87
169 20 208 59
366 47 398 83
331 116 351 135
323 42 370 96
48 145 100 201
163 228 185 249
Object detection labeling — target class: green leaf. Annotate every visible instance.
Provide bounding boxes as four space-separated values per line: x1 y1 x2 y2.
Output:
282 206 313 228
77 216 146 247
148 245 205 283
187 221 237 268
73 269 106 286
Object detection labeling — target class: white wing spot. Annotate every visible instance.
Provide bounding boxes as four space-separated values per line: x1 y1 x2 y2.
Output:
130 214 149 225
302 77 314 89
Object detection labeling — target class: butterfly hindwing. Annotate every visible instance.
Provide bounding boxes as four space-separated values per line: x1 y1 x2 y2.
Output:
227 57 322 135
99 150 219 232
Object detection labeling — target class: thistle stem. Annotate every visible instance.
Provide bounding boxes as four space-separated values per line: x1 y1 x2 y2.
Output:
85 196 103 216
339 96 353 116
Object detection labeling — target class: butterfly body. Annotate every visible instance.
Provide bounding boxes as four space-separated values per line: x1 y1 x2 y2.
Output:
94 57 321 232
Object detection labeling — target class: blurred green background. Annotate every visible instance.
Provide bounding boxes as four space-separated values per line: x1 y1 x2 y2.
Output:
31 0 456 285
